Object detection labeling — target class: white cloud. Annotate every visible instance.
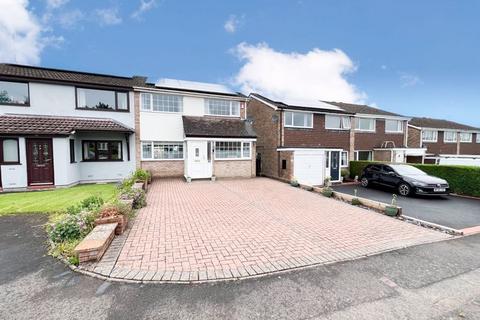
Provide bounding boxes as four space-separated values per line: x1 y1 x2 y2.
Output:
131 0 157 20
224 14 242 33
0 0 45 65
233 42 366 103
46 0 69 9
57 9 84 29
400 72 422 87
95 8 122 26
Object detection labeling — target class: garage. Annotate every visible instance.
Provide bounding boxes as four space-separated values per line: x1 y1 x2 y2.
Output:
293 150 325 186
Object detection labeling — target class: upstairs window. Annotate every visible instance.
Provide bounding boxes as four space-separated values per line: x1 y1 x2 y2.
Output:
443 131 457 143
0 138 19 163
385 120 403 133
140 93 183 113
422 130 437 142
284 111 313 128
0 81 29 106
76 88 128 111
205 99 240 116
325 115 351 130
477 133 480 143
355 118 376 132
460 132 472 143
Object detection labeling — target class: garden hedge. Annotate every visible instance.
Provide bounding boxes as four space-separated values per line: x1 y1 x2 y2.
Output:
349 161 480 197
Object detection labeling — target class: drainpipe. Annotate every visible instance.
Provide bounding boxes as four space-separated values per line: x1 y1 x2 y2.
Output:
456 132 461 155
349 116 355 161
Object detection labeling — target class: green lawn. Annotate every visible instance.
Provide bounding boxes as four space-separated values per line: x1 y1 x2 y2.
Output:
0 184 117 215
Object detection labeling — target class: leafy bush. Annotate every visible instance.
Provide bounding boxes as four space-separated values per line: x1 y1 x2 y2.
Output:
118 176 136 191
48 211 97 243
120 188 146 209
132 168 151 182
80 195 104 211
349 161 480 197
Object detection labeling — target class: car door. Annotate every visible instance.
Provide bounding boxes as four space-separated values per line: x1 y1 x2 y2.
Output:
365 164 382 183
381 165 402 187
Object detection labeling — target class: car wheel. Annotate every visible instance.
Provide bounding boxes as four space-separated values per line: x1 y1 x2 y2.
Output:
360 177 369 187
398 183 411 196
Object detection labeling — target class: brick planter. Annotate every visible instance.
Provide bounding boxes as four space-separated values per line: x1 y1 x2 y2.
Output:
95 215 128 235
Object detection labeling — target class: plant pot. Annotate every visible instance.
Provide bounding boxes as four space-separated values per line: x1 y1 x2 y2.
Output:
385 206 399 217
322 189 333 198
351 198 361 206
95 215 128 235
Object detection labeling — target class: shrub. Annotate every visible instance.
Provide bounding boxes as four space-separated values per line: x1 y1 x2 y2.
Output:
48 211 97 243
120 188 146 209
349 161 480 197
80 195 104 211
341 168 350 180
132 168 151 182
118 176 136 191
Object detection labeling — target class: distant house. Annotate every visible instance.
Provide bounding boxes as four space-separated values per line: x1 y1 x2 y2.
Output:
408 117 480 165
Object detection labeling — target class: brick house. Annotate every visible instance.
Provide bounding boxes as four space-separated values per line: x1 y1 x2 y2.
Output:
134 79 256 180
408 117 480 165
248 94 424 185
0 64 141 191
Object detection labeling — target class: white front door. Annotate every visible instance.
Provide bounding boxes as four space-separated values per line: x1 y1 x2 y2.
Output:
186 141 212 179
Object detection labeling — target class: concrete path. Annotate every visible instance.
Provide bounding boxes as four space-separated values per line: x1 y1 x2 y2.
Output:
1 214 479 320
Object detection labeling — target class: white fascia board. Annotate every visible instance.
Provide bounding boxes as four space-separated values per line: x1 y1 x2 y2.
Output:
285 108 351 116
249 94 278 110
407 124 422 130
438 154 480 158
417 127 480 133
355 113 410 121
184 137 256 142
277 147 344 151
134 87 247 102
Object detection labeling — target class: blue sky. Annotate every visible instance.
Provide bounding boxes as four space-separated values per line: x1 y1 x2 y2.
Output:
3 0 480 127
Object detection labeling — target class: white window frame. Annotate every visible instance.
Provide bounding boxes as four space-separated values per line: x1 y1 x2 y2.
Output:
459 132 472 143
284 111 313 128
214 141 252 160
141 141 184 160
355 117 376 132
477 133 480 144
443 131 457 143
340 151 349 167
325 115 351 130
204 99 240 117
140 93 183 113
422 130 438 143
354 150 373 161
385 119 404 133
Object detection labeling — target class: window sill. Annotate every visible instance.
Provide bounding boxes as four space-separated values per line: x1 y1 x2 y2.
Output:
325 128 350 131
355 130 376 133
0 162 21 166
141 158 184 161
285 125 313 129
214 158 252 161
0 103 30 107
76 108 130 113
385 131 404 134
205 114 241 118
141 109 183 114
81 159 124 162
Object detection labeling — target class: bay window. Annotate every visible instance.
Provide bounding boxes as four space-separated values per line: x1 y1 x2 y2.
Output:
459 132 472 143
76 88 129 111
0 81 29 106
284 111 313 128
385 120 403 133
214 141 251 159
141 142 183 160
140 93 183 113
0 138 19 163
325 115 351 130
422 130 437 142
355 118 376 132
205 99 240 116
82 141 122 161
443 131 457 143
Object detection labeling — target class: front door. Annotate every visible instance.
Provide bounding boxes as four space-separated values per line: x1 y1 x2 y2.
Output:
186 140 212 179
27 139 54 186
330 151 340 181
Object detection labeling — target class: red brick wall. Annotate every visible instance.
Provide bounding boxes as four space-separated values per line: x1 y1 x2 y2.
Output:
355 119 405 150
408 126 421 148
459 133 480 155
423 131 457 155
283 114 351 150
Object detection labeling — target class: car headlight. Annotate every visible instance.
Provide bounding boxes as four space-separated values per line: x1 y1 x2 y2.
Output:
411 181 428 187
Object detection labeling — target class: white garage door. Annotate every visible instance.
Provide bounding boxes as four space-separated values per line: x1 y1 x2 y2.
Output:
294 151 325 186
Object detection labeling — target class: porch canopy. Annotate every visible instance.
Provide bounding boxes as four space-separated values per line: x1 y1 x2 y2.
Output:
182 116 256 139
0 114 133 136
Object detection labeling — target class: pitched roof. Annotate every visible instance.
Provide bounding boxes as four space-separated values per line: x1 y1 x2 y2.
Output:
250 93 352 114
323 101 406 117
409 117 480 131
182 116 256 138
0 63 146 89
0 114 133 135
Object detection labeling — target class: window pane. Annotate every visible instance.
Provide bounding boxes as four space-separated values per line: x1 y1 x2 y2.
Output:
325 115 341 129
422 130 437 142
231 101 240 116
2 139 18 162
141 93 151 111
0 81 29 105
117 92 128 110
242 142 250 158
460 132 472 142
386 120 402 132
293 113 306 126
97 142 110 160
285 112 293 126
342 117 351 129
152 94 182 112
77 88 115 110
477 134 480 143
358 151 372 161
341 151 348 166
83 142 96 160
110 142 121 160
215 141 241 158
151 142 183 159
357 118 375 131
142 142 152 159
206 99 236 116
444 131 457 142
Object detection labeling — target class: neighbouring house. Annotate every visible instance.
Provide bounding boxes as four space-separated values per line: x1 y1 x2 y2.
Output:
0 63 142 191
408 117 480 165
133 79 256 180
325 101 426 164
248 94 425 186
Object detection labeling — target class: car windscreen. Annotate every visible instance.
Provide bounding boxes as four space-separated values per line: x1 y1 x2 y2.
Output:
390 165 427 175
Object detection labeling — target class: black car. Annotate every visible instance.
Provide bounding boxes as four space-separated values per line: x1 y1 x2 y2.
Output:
360 164 450 196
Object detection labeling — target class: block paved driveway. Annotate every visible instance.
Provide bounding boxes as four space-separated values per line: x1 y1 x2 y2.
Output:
106 178 450 282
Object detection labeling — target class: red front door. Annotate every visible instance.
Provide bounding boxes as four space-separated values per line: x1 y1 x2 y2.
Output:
27 139 54 186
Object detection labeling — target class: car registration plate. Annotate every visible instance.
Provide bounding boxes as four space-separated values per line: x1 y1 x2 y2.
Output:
434 188 446 192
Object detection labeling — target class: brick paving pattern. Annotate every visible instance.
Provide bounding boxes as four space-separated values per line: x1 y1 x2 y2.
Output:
107 178 450 282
